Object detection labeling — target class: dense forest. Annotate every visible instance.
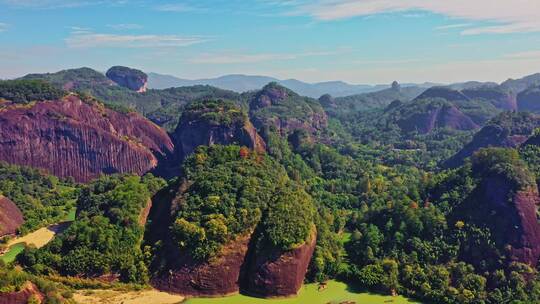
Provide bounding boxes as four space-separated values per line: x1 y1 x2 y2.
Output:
1 67 540 303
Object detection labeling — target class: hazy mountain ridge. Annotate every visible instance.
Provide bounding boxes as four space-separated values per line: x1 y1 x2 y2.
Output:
147 72 436 98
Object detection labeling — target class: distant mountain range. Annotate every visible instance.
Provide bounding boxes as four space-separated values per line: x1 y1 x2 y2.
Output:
147 72 439 98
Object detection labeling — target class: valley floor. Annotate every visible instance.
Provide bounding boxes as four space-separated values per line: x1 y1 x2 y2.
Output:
73 289 184 304
184 280 419 304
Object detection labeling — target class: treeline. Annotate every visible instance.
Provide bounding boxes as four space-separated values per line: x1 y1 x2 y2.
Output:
0 162 77 234
19 174 165 284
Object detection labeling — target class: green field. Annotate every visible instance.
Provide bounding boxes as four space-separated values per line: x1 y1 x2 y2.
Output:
0 242 25 264
65 207 77 221
185 280 419 304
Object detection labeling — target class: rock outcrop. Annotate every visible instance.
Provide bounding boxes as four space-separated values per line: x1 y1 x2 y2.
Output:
152 234 251 296
462 87 517 110
510 188 540 266
444 112 540 168
517 86 540 113
249 83 328 136
465 176 540 267
0 94 174 182
0 196 24 237
415 87 470 102
397 103 478 134
153 229 317 298
244 228 317 297
173 100 266 160
106 66 148 93
0 282 44 304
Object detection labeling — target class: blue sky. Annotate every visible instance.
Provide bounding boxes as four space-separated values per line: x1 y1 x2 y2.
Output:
1 0 540 84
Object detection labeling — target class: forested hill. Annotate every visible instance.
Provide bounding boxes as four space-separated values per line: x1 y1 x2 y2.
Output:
1 67 540 304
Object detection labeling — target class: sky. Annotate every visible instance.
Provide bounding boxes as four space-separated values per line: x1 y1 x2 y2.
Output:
1 0 540 84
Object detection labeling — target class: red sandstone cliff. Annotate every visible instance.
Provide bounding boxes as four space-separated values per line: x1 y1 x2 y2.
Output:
244 228 317 297
0 282 44 304
174 118 266 160
152 234 251 296
0 95 174 182
508 188 540 266
0 196 24 237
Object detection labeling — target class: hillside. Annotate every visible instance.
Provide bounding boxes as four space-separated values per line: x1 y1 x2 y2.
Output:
0 81 174 182
173 99 266 161
150 145 315 297
20 68 241 131
246 82 328 136
517 85 540 113
444 112 540 168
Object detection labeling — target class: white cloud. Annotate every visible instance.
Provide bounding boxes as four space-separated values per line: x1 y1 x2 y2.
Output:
107 23 143 30
504 50 540 59
1 0 128 9
154 3 195 12
65 31 209 48
291 0 540 34
435 23 472 31
188 50 345 64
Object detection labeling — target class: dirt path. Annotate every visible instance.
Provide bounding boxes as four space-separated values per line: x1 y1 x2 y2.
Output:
6 222 70 249
73 289 185 304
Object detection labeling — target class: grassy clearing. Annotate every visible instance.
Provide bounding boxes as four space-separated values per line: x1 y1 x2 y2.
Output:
0 242 25 263
185 280 419 304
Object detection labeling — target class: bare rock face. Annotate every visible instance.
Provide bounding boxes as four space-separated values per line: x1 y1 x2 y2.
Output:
0 195 24 237
173 100 266 160
397 103 478 134
152 234 251 296
474 176 540 267
244 228 317 297
416 87 470 102
444 112 540 168
0 95 174 182
106 66 148 93
517 86 540 113
0 282 44 304
510 189 540 266
249 83 328 136
462 87 517 110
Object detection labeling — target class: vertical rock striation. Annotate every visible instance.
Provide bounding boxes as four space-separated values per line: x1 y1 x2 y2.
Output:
0 95 173 182
0 196 24 237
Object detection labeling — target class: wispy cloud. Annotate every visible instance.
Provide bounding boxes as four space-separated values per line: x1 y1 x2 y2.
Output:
1 0 128 9
504 50 540 59
284 0 540 35
188 50 345 64
107 23 143 30
154 3 195 12
435 23 472 31
65 31 209 48
0 23 8 32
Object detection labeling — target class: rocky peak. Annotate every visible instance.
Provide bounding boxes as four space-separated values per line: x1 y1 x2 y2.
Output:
416 87 470 102
517 85 540 113
462 86 517 110
173 100 266 160
106 66 148 93
396 100 478 134
318 94 336 108
251 82 294 109
444 112 540 168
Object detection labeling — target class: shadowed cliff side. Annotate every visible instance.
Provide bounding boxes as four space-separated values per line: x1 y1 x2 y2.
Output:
0 195 24 237
149 146 316 298
243 227 317 297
